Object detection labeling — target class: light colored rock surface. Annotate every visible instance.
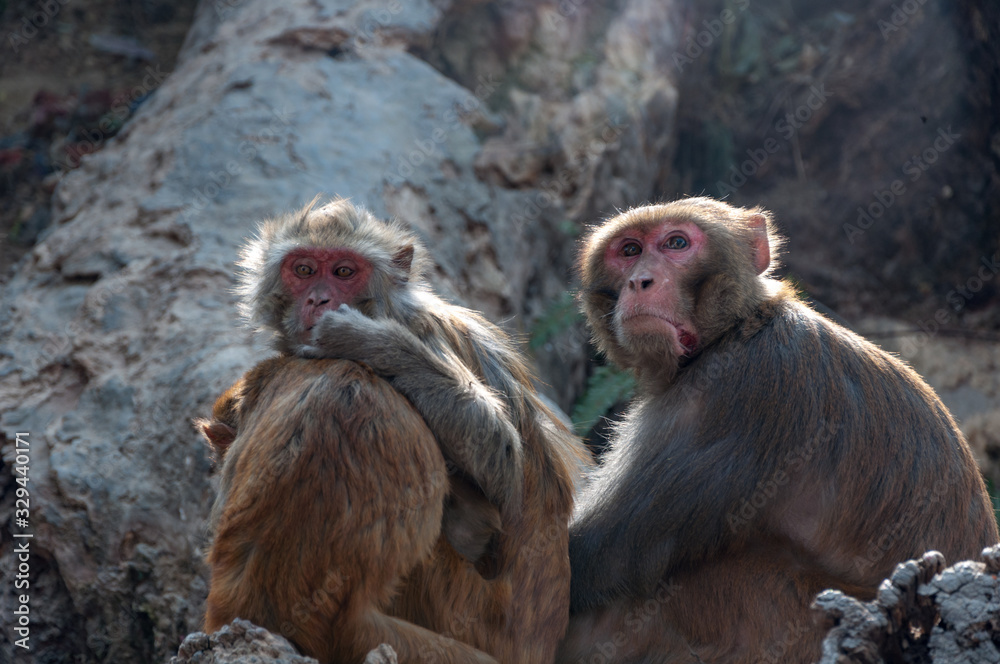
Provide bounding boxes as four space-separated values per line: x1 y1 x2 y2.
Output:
0 0 681 661
856 316 1000 484
170 619 398 664
170 619 320 664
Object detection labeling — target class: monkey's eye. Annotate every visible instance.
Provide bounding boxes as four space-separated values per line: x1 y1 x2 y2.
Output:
334 266 355 279
664 235 688 250
294 264 315 277
621 242 641 257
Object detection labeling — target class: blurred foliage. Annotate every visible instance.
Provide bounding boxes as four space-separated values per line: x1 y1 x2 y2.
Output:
784 273 812 300
986 478 1000 529
530 290 636 436
570 364 636 437
528 290 579 351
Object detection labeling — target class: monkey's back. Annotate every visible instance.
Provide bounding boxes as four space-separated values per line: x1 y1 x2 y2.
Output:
673 299 997 662
205 357 448 660
765 300 998 570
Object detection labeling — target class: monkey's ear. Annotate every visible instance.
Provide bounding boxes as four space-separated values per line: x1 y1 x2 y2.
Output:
195 417 236 461
390 245 415 283
746 213 771 275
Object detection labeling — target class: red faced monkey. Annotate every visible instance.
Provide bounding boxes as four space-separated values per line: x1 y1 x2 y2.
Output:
200 198 591 664
557 197 998 664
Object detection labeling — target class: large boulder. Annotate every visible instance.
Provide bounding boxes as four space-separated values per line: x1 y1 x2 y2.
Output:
0 0 681 661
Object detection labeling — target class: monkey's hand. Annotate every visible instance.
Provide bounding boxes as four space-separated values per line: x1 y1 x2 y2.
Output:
300 305 525 518
297 305 383 362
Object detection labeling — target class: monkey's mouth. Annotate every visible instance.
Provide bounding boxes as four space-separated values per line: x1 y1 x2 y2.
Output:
619 313 697 356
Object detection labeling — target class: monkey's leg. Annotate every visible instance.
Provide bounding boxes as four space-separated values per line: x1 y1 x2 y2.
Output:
349 611 498 664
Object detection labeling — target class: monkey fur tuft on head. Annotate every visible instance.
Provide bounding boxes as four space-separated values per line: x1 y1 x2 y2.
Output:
238 197 431 350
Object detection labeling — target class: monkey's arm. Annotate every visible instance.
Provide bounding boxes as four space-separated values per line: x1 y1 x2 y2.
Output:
299 305 523 516
568 429 762 612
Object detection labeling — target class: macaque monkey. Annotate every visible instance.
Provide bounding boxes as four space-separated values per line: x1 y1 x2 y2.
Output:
200 357 494 663
200 198 591 664
557 197 999 664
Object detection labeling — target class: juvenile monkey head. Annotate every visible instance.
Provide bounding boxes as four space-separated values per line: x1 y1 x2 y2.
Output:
238 197 430 350
578 197 784 375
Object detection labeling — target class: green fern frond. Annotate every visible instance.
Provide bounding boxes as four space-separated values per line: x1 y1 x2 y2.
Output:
529 291 581 350
571 364 635 436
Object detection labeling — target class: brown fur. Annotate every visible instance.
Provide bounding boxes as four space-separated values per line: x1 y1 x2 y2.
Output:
560 198 999 663
201 199 592 663
202 357 492 663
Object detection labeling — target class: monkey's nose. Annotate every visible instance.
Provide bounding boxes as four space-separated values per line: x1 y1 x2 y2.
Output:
628 277 654 291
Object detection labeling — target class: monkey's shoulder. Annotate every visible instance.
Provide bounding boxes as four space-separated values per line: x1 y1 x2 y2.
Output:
776 301 933 384
225 355 398 420
416 300 536 389
739 298 901 368
712 299 955 428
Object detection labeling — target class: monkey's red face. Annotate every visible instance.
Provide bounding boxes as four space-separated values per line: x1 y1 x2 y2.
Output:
604 220 705 358
280 248 372 342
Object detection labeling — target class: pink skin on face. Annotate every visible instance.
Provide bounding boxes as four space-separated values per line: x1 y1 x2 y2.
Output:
604 220 706 356
280 248 372 342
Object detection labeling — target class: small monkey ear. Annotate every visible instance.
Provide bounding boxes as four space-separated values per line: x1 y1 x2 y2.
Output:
390 245 415 283
194 417 236 461
746 213 771 275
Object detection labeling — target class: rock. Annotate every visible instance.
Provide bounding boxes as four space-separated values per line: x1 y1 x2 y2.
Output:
817 546 1000 663
363 644 398 664
170 619 318 664
168 620 399 664
0 0 682 661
